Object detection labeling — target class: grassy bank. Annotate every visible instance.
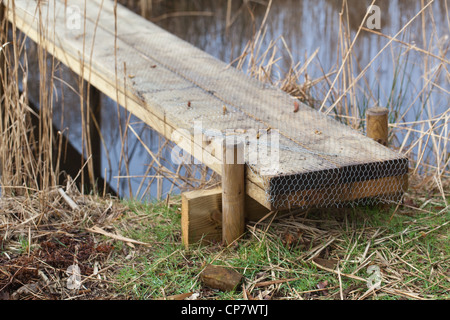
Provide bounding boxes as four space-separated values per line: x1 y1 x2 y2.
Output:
110 195 449 300
1 191 448 300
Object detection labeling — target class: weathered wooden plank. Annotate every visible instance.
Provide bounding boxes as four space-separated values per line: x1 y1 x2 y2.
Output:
3 0 291 209
4 0 409 211
70 0 410 191
79 0 404 169
4 0 272 198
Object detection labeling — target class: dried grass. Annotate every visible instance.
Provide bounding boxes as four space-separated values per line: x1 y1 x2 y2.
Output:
0 183 131 300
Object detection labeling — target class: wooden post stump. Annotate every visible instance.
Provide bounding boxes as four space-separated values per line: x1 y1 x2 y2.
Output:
222 140 245 245
366 107 389 146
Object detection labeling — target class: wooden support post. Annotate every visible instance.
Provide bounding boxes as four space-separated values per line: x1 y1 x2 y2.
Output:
222 140 245 245
181 188 269 248
366 107 389 146
88 85 101 192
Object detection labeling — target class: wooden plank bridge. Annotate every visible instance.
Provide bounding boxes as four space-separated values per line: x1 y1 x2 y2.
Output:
2 0 408 244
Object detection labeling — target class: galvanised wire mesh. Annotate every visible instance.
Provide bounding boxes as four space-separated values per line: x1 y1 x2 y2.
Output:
132 32 408 209
12 0 409 209
88 0 409 210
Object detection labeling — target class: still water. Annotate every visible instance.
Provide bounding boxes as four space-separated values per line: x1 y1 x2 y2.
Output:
27 0 450 199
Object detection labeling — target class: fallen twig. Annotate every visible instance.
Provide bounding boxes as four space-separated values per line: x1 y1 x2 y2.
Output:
311 259 367 282
58 188 80 211
254 277 301 288
86 226 152 248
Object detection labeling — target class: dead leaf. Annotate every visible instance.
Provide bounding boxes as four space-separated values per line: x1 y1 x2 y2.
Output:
66 264 82 290
0 291 10 300
186 292 200 300
313 257 339 270
283 232 296 248
316 280 329 296
317 280 328 289
403 197 418 208
282 230 304 249
11 283 40 300
161 292 193 300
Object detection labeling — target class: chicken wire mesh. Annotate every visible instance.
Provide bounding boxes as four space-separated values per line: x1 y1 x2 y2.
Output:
5 0 409 209
109 11 409 210
80 0 409 210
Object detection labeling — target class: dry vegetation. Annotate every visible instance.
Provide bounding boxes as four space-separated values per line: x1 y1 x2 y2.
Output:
0 0 449 300
0 187 128 300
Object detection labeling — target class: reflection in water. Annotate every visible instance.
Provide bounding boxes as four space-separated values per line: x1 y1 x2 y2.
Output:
24 0 449 199
145 0 447 117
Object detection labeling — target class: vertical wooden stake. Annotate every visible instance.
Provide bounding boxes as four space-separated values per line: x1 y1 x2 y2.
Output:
222 140 245 245
140 0 152 19
367 107 389 146
157 175 163 200
88 86 102 192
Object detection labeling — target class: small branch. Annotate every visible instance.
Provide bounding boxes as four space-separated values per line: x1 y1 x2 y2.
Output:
58 188 80 211
86 226 152 248
254 277 301 288
311 259 366 282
